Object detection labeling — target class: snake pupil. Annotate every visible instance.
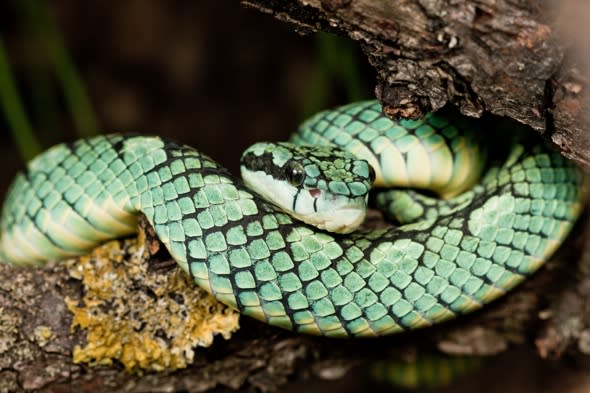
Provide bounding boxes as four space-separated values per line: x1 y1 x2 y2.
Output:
285 161 305 186
368 165 376 184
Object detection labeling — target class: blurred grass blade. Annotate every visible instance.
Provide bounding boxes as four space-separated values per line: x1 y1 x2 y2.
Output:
301 33 338 118
333 37 365 102
28 57 62 140
301 55 329 118
0 36 42 160
302 32 370 118
21 1 63 139
323 32 368 102
22 0 99 136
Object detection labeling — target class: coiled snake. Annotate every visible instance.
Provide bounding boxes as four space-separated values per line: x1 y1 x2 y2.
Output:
0 101 585 337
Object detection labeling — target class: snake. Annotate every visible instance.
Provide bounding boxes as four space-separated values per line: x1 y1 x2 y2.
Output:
0 100 585 338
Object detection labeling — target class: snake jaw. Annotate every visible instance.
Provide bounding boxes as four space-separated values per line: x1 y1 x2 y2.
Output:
297 191 368 233
299 205 367 234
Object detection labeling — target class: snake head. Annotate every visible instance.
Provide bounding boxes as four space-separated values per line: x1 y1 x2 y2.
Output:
240 142 375 234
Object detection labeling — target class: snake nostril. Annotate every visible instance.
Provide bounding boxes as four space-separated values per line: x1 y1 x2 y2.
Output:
309 189 321 199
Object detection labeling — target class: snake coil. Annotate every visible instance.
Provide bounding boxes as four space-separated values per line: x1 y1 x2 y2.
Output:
0 101 585 337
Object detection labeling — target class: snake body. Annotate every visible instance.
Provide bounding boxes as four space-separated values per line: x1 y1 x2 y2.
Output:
0 101 585 337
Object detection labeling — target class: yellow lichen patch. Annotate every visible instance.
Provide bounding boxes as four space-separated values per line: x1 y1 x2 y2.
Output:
65 237 239 372
33 325 54 347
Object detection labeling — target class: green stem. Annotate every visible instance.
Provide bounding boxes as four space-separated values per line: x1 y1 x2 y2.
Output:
22 0 99 136
0 36 42 160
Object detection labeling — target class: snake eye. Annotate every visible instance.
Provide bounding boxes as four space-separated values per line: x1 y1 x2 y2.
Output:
368 165 376 184
285 161 305 186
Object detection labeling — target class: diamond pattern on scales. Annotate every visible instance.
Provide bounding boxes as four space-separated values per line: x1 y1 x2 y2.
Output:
0 104 585 337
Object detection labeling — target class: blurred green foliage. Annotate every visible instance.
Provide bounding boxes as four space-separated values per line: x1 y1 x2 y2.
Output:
302 32 372 118
1 4 370 161
369 353 486 390
0 0 98 161
0 36 41 160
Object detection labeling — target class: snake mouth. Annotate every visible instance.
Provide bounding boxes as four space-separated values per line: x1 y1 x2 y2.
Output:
297 206 366 233
295 194 367 233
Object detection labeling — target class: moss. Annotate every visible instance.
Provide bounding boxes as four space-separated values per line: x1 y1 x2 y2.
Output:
65 234 239 372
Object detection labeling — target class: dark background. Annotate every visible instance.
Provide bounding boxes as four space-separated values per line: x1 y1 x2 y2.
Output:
0 0 372 194
0 1 588 392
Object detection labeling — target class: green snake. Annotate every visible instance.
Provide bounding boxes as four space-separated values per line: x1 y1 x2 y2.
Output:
0 101 585 337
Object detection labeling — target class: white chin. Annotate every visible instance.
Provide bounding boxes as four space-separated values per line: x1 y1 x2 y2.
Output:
299 208 366 234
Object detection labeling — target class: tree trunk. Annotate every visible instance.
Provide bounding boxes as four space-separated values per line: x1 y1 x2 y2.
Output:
2 1 590 392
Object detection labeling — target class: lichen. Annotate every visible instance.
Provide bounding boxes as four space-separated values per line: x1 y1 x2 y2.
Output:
33 325 53 347
0 307 19 355
65 234 239 372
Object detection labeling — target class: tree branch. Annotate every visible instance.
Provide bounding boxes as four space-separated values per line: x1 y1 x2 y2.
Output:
242 0 590 169
1 208 589 391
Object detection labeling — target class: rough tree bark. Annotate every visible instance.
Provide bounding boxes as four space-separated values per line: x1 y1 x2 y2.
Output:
1 1 590 392
243 0 590 169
